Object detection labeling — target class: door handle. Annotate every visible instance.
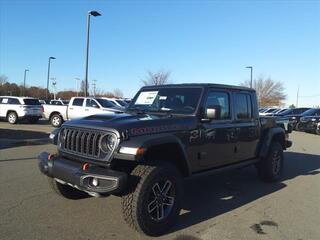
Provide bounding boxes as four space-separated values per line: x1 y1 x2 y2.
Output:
69 107 73 110
85 109 89 111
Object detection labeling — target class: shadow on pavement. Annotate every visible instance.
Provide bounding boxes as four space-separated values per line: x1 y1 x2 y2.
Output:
0 157 36 162
0 128 49 150
170 151 320 234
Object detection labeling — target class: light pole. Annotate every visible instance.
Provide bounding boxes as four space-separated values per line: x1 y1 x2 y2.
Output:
75 78 81 96
246 66 253 88
46 56 56 99
84 10 101 97
23 69 29 96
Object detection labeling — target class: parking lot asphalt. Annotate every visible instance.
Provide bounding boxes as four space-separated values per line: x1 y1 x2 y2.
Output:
0 121 320 240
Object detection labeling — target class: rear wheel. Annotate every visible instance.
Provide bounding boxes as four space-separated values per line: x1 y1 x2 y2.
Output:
257 142 284 182
51 114 63 127
48 178 88 199
7 112 18 124
121 163 183 236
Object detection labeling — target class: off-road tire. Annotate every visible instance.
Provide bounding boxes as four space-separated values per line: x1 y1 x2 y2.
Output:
257 142 284 182
48 177 88 199
50 114 63 128
295 122 303 131
7 111 18 124
121 163 183 236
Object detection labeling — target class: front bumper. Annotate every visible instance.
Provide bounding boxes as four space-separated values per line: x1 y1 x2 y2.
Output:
38 152 127 195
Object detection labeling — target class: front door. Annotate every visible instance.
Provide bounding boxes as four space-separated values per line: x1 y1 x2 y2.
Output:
68 98 85 119
198 89 236 169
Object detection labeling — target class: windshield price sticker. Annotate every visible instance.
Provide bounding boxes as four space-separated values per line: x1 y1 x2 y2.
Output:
135 91 158 105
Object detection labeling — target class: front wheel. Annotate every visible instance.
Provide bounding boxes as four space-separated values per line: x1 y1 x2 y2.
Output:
257 142 284 182
121 163 183 236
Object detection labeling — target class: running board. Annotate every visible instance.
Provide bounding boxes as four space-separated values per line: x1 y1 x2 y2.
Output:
189 158 259 179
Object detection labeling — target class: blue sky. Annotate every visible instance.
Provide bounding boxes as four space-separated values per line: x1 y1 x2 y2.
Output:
0 0 319 106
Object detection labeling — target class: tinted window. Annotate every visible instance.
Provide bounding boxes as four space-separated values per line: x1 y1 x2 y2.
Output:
205 91 230 120
72 98 84 106
234 93 252 120
23 98 40 105
96 99 116 108
51 101 62 105
302 108 320 116
86 99 99 108
116 99 127 107
9 98 21 104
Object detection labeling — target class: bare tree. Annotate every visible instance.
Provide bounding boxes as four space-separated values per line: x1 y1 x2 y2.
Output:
113 88 124 98
241 77 286 107
142 70 171 86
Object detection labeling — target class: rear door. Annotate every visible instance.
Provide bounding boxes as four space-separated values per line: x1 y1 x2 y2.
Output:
233 91 260 162
68 98 85 119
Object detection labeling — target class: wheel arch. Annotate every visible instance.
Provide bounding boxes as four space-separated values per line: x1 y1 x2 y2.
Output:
259 127 285 159
50 111 64 121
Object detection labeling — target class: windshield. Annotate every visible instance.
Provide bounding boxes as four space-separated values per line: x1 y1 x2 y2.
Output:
23 98 41 105
116 99 128 107
96 98 117 108
128 87 202 114
302 108 320 116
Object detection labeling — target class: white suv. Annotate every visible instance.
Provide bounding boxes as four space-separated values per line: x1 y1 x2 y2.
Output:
0 96 43 124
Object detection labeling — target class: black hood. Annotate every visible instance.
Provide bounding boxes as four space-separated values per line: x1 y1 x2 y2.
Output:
63 112 197 137
300 116 320 122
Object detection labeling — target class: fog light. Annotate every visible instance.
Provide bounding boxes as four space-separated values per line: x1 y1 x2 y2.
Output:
91 178 99 187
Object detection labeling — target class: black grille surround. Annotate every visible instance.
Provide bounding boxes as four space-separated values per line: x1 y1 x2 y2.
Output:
58 127 119 162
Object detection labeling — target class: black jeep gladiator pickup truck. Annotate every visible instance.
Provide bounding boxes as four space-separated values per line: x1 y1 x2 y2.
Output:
38 83 292 236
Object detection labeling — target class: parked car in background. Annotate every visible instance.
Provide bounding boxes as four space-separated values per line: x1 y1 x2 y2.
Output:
300 115 320 135
0 96 43 124
43 97 123 127
259 108 280 116
273 107 310 117
103 98 128 108
50 99 69 105
278 108 320 130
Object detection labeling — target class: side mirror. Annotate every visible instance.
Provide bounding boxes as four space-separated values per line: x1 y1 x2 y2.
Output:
92 104 99 108
205 105 221 120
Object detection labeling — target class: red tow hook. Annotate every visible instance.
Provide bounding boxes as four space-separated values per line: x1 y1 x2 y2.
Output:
82 163 89 171
48 154 54 161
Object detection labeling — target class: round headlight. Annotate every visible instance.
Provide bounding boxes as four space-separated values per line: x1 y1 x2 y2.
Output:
101 134 117 153
59 129 66 143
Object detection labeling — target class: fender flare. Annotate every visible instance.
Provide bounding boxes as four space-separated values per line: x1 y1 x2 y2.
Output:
118 133 191 176
259 127 285 159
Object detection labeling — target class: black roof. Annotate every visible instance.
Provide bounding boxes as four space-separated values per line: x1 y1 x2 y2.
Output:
141 83 254 91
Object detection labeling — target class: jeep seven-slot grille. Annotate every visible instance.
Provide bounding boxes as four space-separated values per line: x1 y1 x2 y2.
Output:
61 128 103 159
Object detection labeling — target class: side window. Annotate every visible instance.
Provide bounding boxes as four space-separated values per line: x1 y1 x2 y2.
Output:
1 98 8 104
234 93 252 120
205 91 230 120
72 98 84 106
8 98 20 104
86 99 99 108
